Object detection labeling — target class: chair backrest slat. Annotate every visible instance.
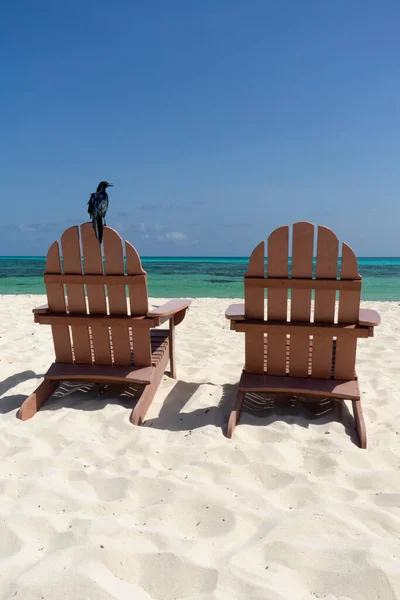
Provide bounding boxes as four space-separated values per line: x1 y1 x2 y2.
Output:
245 241 265 318
126 241 148 315
81 222 111 365
314 226 339 321
61 226 92 364
45 240 73 363
312 225 339 378
289 222 314 377
103 227 132 366
338 243 361 322
291 222 314 319
126 241 151 367
266 225 289 375
244 241 265 373
334 242 362 379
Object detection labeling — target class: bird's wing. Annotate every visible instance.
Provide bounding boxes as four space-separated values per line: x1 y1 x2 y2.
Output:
87 193 95 216
100 195 109 217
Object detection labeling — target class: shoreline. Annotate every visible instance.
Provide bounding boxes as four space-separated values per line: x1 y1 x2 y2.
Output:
1 293 399 302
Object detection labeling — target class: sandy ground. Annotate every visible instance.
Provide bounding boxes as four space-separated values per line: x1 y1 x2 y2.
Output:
0 295 400 600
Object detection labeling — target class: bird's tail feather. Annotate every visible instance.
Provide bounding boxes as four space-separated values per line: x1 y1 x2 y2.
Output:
92 215 103 244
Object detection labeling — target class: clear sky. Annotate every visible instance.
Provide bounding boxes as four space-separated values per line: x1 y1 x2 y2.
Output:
1 1 399 256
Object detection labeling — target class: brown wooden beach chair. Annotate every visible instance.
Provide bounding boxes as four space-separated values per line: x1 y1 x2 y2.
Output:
18 223 191 424
225 222 380 448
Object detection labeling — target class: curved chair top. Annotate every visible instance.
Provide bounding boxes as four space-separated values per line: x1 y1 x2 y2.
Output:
247 221 360 280
243 221 362 330
46 222 145 276
44 222 149 318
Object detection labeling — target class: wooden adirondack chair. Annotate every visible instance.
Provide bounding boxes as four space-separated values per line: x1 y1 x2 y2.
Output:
18 223 191 424
225 222 381 448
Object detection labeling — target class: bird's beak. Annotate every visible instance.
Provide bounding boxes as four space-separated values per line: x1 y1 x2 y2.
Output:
108 183 114 187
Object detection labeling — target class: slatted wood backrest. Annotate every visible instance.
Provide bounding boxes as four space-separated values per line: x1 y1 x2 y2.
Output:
44 223 151 367
243 222 362 380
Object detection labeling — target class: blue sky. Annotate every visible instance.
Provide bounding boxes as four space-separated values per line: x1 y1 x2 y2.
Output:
1 1 399 256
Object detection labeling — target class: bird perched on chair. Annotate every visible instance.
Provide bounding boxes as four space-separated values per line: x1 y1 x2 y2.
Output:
87 181 113 244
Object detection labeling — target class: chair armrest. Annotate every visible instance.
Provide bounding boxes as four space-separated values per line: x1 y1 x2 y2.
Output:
32 304 49 315
358 308 381 327
147 299 192 318
225 303 245 320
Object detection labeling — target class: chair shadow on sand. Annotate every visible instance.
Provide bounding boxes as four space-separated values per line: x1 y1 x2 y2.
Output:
239 392 359 445
4 369 359 445
146 383 360 446
0 371 43 415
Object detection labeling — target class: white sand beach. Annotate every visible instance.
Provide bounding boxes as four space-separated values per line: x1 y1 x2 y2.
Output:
1 295 400 600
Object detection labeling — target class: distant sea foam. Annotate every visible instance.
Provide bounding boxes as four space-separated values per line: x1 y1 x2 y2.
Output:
0 256 399 300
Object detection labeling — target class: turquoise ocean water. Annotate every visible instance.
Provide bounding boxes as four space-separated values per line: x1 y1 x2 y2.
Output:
0 257 399 300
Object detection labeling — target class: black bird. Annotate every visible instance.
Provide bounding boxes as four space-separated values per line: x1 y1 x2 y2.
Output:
87 181 113 243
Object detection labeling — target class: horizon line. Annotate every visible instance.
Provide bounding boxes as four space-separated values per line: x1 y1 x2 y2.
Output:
1 255 400 260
